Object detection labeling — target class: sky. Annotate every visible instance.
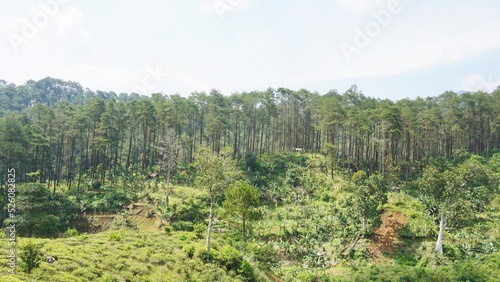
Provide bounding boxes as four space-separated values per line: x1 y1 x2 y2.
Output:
1 0 500 100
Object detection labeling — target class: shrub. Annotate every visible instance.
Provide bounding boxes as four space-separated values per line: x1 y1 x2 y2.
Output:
163 225 172 235
133 239 146 248
196 263 228 282
237 259 255 281
394 249 419 266
193 222 206 239
130 264 149 276
172 221 194 231
19 240 43 274
64 227 79 238
14 183 75 237
215 245 242 271
196 248 215 262
103 275 120 282
183 244 195 258
108 232 123 242
248 243 279 269
149 254 166 265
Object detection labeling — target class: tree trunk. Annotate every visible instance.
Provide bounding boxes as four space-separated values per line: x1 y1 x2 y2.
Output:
435 212 445 254
242 216 246 241
165 165 171 207
206 199 214 259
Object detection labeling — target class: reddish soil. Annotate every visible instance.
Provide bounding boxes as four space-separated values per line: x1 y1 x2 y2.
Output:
368 210 407 263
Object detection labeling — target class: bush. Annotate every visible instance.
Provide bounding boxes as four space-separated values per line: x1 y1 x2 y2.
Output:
103 275 120 282
64 227 79 238
183 244 195 258
19 240 43 274
172 221 194 231
193 222 206 238
214 245 242 271
196 248 215 262
248 243 279 269
13 183 78 237
108 232 123 242
394 249 419 266
237 259 255 281
163 225 172 234
196 263 229 282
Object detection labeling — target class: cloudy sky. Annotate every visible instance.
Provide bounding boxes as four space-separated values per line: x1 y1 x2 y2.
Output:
1 0 500 100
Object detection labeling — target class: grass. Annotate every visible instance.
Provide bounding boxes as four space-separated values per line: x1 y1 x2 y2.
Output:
0 229 259 282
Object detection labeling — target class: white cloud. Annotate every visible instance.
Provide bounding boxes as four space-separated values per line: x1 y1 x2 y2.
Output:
438 46 470 65
461 73 500 92
52 7 86 40
0 3 95 56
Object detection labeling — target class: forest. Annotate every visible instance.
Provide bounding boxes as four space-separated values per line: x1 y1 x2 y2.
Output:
0 77 499 281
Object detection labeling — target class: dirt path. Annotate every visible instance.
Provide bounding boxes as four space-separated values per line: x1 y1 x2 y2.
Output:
368 210 407 263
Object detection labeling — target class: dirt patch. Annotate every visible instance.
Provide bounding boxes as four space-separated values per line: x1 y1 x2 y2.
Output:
368 210 407 263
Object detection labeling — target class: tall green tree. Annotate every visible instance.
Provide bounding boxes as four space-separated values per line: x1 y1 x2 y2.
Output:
0 115 27 172
194 146 240 256
418 158 495 254
223 181 260 241
11 183 60 237
351 171 388 233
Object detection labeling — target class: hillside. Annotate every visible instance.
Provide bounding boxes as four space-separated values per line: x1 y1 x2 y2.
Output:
1 79 500 281
0 230 265 282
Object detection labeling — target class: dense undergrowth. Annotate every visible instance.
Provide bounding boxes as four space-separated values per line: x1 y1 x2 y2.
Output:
1 152 500 281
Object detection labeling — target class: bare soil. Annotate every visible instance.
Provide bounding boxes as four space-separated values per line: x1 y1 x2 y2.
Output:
368 210 407 263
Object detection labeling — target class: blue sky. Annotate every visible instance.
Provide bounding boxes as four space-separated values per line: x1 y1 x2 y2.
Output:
1 0 500 100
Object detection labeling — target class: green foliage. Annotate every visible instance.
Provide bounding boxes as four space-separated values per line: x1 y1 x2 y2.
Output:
6 183 78 237
214 245 243 271
78 185 130 213
238 260 255 281
0 150 498 281
223 181 260 240
107 231 123 242
19 240 43 274
163 225 172 234
64 227 79 238
242 152 308 188
193 222 206 239
393 249 419 266
247 242 280 270
488 153 500 173
172 221 194 231
211 245 256 280
194 145 241 200
344 172 388 233
384 192 436 238
183 244 195 258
